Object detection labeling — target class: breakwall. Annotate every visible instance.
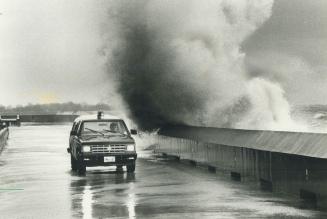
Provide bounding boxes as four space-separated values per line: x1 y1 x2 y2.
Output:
1 114 78 123
156 125 327 208
0 127 9 152
19 115 78 123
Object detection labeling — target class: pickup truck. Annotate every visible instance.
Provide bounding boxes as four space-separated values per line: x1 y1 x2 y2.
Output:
67 112 137 174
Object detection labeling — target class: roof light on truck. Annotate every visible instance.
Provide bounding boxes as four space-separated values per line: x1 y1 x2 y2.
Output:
97 111 103 119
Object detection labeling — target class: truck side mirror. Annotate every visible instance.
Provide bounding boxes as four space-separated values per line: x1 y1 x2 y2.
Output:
70 130 77 136
130 129 137 135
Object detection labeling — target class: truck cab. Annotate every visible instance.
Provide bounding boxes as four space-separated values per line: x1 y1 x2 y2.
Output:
67 112 137 174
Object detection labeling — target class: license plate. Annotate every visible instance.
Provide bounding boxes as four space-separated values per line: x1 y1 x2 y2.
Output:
104 156 115 162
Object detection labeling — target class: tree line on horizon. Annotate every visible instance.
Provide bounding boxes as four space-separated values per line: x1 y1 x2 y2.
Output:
0 102 111 115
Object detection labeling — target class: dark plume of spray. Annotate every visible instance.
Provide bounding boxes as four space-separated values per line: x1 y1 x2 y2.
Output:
104 0 304 131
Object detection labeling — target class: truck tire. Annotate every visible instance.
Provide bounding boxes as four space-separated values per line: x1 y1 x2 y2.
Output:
127 163 135 173
77 158 86 175
116 165 123 172
71 154 78 171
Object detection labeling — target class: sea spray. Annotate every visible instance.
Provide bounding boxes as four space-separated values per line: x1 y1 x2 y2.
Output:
103 0 304 131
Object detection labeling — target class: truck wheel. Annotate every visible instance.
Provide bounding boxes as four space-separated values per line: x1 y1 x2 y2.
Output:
77 158 86 174
71 154 77 171
78 164 86 175
116 165 123 172
127 163 135 173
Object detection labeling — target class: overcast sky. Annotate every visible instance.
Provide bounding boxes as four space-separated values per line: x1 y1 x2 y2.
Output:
0 0 326 106
0 0 108 106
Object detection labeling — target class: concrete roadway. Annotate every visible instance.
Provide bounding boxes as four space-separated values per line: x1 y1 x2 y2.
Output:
0 124 326 218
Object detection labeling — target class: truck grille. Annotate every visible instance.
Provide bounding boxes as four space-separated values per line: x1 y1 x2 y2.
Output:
91 145 110 153
91 145 126 153
109 144 127 153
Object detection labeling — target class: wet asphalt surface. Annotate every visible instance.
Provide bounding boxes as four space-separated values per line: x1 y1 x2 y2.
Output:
1 124 327 218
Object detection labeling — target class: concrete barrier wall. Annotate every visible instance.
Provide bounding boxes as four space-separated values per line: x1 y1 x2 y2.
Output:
156 126 327 208
0 127 9 152
19 115 78 123
1 115 78 125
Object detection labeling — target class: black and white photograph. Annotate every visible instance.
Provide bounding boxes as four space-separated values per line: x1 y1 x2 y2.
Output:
1 0 327 218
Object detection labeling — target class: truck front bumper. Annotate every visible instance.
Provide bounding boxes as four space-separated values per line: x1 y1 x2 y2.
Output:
81 153 137 167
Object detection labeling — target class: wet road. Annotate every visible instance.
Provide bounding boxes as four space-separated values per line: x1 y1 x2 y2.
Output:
1 125 327 218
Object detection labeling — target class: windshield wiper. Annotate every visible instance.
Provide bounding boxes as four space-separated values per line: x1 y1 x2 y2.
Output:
118 132 128 137
85 128 104 136
102 129 128 137
83 136 99 141
102 129 117 133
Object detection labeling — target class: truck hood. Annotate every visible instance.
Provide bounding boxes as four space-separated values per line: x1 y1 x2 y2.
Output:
80 135 135 144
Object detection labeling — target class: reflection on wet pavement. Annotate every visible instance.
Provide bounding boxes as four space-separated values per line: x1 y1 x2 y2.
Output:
0 125 327 218
70 169 137 218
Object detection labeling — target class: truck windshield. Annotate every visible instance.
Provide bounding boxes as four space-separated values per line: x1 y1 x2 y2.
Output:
80 121 128 137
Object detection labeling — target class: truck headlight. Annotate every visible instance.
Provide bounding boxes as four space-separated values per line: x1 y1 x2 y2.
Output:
82 146 91 152
126 144 135 151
